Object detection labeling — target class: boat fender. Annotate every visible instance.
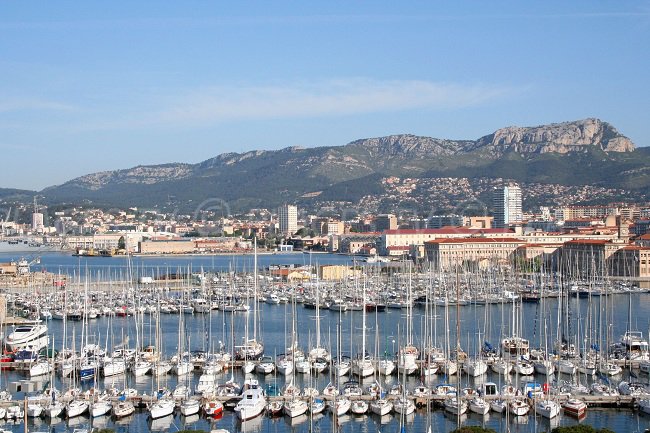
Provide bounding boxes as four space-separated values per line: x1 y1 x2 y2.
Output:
542 383 549 394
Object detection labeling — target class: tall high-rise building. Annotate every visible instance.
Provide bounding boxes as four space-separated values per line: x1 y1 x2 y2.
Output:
32 197 44 232
32 212 44 231
375 214 397 232
493 183 522 228
278 204 298 236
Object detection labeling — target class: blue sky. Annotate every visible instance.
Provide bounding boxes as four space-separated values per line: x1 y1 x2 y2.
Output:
1 1 649 190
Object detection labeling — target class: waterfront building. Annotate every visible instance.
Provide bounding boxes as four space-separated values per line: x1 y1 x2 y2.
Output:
493 183 522 228
379 227 515 256
329 233 380 254
138 239 195 254
424 237 527 270
609 246 650 278
318 265 361 281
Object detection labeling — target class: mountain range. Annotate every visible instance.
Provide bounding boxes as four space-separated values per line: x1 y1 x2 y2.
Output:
16 118 650 212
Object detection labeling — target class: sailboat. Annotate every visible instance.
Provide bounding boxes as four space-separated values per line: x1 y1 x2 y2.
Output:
148 295 175 420
236 239 264 362
307 277 331 371
397 265 419 376
351 275 374 378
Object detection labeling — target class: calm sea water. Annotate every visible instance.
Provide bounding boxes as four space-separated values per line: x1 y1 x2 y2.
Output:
0 252 649 433
14 251 356 279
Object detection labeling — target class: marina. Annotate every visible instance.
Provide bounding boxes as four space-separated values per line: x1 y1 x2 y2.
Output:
0 252 648 432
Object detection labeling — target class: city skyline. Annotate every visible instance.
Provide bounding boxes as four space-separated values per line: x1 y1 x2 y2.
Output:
1 1 649 190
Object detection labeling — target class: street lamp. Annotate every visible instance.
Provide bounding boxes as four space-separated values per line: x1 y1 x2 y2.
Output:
386 335 396 359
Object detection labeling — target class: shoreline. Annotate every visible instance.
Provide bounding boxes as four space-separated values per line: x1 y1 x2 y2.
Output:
65 251 358 259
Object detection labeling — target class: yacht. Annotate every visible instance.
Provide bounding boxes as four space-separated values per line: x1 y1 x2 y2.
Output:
4 323 49 352
234 379 267 421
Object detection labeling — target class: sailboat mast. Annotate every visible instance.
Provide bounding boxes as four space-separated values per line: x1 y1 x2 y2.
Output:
315 277 320 349
361 274 367 356
253 238 258 342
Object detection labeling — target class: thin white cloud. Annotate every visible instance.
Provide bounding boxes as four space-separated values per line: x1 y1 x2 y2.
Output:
0 99 76 113
151 79 517 126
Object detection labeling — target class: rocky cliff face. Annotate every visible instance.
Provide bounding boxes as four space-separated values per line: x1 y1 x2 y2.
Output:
48 118 636 194
346 119 634 158
475 118 635 154
57 163 193 190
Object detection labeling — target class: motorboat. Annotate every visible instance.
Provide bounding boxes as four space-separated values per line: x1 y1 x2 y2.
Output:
4 323 49 352
562 398 586 418
203 399 224 417
234 379 266 421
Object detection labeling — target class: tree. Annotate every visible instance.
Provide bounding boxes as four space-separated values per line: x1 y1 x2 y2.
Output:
117 236 126 250
551 426 616 433
451 427 497 433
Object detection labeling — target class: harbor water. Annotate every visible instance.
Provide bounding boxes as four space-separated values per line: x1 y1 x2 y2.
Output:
0 252 649 433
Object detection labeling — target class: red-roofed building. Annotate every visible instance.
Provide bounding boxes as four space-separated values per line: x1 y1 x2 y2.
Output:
608 246 650 278
424 237 527 270
380 227 516 257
